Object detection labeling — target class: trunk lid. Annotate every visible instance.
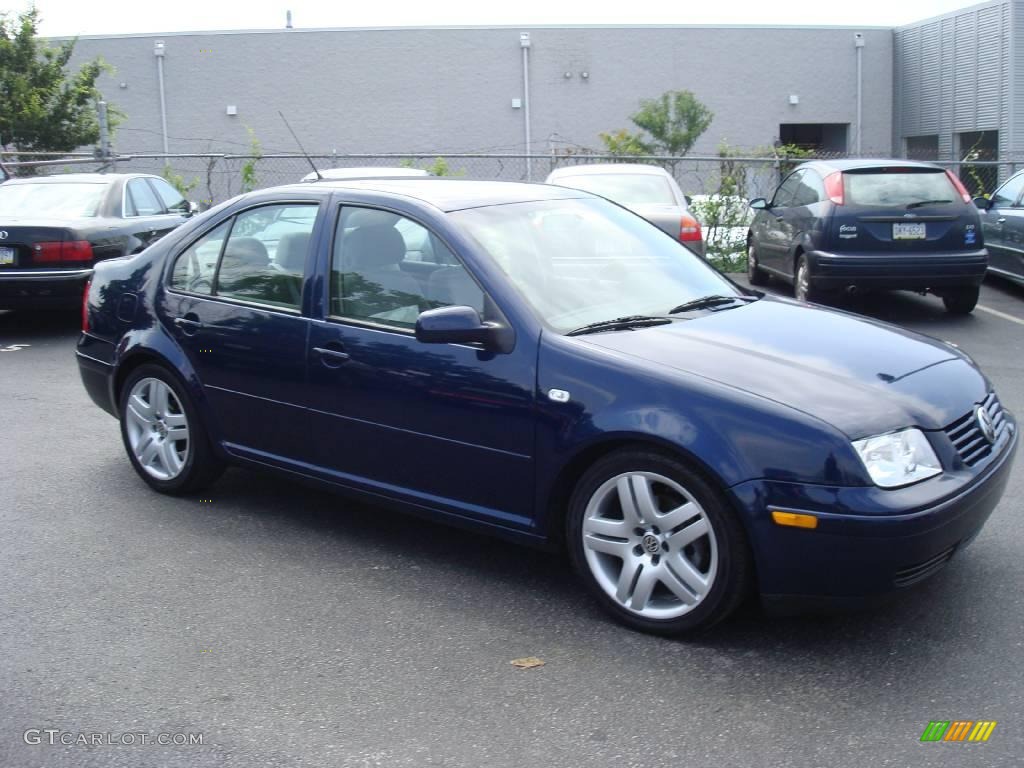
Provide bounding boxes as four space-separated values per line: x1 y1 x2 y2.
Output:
0 220 90 268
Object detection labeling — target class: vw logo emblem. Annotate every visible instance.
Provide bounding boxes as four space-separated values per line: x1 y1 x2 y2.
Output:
0 231 7 240
976 406 996 444
641 534 660 555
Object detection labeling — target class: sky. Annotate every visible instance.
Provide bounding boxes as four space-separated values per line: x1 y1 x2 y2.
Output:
7 0 988 37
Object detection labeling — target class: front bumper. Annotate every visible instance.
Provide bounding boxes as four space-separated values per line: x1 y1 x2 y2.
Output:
730 420 1018 609
807 249 988 291
0 268 92 309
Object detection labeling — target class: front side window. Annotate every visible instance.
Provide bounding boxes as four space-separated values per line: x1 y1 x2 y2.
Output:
126 178 164 217
990 172 1024 208
451 197 739 333
793 172 825 206
150 177 189 215
169 203 318 309
331 207 484 328
772 171 804 208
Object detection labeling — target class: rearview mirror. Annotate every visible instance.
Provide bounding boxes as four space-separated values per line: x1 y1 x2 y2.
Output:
973 196 992 211
749 198 768 210
415 305 514 354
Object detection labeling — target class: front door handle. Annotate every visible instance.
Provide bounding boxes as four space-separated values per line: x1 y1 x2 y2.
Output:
313 345 350 368
174 314 202 336
997 217 1007 224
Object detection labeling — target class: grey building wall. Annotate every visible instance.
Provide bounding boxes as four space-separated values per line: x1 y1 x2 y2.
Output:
894 0 1018 162
63 25 893 159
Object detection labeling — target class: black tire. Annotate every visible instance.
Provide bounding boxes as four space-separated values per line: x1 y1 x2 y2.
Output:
118 363 225 494
942 286 980 315
794 253 827 304
747 240 769 286
566 449 752 636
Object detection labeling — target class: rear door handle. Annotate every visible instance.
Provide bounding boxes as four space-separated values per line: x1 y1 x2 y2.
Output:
174 315 202 336
313 346 350 367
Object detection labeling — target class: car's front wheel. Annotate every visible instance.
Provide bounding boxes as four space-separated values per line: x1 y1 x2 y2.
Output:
567 449 751 635
119 364 224 494
941 286 980 315
747 240 769 286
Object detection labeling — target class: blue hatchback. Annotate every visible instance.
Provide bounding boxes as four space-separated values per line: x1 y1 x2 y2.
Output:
77 179 1018 634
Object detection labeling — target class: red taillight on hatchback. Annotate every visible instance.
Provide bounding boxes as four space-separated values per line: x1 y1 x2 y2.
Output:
81 279 91 333
33 240 93 263
680 213 703 242
945 170 973 203
824 171 845 205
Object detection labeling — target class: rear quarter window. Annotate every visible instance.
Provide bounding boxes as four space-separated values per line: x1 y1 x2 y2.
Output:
844 171 957 207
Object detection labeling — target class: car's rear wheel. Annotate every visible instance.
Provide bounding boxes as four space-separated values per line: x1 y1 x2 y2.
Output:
941 286 980 315
119 364 224 494
747 241 769 286
567 449 751 635
794 254 826 304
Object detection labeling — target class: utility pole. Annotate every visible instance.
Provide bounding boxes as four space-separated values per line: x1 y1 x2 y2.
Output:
97 100 112 170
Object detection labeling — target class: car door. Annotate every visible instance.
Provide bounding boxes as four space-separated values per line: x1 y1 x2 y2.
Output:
163 199 321 460
757 171 804 274
982 171 1024 280
304 203 537 528
123 177 185 251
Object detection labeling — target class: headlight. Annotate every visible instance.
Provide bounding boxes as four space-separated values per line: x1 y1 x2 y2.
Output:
852 428 942 489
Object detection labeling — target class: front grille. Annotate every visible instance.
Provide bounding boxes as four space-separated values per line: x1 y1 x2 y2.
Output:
894 544 957 588
944 392 1009 467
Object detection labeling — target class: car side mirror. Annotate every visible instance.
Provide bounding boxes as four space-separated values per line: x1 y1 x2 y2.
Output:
749 198 768 210
415 305 514 354
187 201 200 217
973 196 992 210
684 195 693 206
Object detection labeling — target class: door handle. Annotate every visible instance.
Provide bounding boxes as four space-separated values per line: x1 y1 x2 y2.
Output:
313 345 350 368
997 217 1007 224
174 315 202 336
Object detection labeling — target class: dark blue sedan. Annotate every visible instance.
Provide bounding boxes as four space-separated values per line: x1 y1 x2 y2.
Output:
76 179 1018 634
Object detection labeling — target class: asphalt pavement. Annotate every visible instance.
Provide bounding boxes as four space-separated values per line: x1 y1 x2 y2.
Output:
1 277 1022 768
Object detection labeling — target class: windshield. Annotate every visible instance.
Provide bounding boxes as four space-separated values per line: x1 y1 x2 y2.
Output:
844 170 958 207
552 174 677 206
0 182 107 218
451 198 739 332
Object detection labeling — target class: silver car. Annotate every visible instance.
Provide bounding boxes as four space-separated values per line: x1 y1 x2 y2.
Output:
545 164 705 257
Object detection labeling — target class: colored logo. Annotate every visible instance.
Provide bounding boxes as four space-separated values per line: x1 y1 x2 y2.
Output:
920 721 997 742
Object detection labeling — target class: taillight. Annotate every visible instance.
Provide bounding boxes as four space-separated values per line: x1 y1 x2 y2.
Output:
824 171 845 205
81 279 91 333
33 240 93 263
680 213 703 242
945 170 972 203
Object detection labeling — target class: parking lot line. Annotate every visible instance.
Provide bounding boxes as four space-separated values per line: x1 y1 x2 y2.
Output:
976 304 1024 327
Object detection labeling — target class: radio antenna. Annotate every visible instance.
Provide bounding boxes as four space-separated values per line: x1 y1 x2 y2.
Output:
279 111 322 180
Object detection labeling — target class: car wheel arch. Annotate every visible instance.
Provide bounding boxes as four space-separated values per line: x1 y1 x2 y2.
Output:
541 434 743 547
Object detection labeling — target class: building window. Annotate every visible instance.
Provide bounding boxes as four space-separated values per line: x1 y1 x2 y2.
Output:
778 124 849 155
958 130 998 196
905 135 939 161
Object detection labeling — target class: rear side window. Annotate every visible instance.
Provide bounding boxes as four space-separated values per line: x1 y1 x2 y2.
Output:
844 170 958 207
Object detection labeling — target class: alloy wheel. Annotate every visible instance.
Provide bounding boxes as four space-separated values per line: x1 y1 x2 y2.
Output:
580 471 719 620
124 377 191 481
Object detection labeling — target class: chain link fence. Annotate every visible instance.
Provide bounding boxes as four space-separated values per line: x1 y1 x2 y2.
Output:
4 149 1021 271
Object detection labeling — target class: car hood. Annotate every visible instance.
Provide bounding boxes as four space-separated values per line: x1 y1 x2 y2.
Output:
580 297 987 438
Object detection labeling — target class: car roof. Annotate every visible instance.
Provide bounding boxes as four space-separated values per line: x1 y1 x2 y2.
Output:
301 167 431 182
547 163 672 178
273 178 594 212
1 173 154 184
799 158 947 174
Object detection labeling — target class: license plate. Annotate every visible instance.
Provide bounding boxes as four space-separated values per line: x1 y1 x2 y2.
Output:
0 246 14 265
893 222 926 240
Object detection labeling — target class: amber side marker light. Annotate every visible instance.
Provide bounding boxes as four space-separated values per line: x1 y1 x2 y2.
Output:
771 510 819 529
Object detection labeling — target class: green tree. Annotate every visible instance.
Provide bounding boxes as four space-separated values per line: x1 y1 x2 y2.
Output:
239 127 262 192
600 90 714 163
0 7 114 152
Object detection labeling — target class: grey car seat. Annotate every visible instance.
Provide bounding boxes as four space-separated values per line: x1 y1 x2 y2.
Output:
338 225 421 319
